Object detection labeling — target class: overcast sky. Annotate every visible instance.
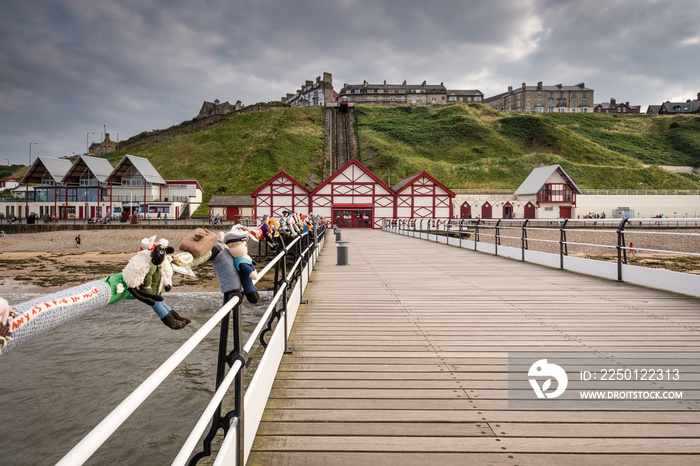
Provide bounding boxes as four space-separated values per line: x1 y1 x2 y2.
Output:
1 0 699 166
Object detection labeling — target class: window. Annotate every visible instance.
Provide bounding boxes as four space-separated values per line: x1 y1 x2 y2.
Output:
80 175 98 186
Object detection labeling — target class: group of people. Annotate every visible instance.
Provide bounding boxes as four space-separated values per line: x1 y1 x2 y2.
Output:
583 212 607 219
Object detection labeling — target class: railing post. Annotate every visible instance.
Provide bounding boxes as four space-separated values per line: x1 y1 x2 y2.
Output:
495 219 501 256
474 220 480 251
459 219 465 248
559 219 569 270
617 217 630 281
521 219 529 261
188 291 245 466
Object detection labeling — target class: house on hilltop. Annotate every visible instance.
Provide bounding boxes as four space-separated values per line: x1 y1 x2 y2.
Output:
646 93 700 115
89 133 118 156
484 82 594 113
198 99 243 117
593 98 641 114
281 72 335 107
339 80 447 106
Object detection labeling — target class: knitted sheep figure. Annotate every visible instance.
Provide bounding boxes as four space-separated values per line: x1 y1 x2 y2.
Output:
0 297 17 354
223 225 260 304
122 236 190 329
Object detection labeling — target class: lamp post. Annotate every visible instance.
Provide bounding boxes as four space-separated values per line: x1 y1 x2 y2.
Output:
29 142 38 166
87 132 94 154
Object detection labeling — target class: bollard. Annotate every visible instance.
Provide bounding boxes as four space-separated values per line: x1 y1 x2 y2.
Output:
336 240 349 266
335 229 342 242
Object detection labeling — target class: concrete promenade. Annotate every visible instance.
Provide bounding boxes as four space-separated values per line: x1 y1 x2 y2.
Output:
248 229 700 465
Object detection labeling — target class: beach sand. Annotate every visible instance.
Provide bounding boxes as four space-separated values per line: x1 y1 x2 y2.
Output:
0 229 275 294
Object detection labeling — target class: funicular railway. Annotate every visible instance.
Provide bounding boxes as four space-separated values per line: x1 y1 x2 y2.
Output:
325 100 357 176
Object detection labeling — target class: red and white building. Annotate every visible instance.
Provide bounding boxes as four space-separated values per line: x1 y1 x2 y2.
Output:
250 169 310 219
393 170 455 219
251 158 455 228
311 158 395 228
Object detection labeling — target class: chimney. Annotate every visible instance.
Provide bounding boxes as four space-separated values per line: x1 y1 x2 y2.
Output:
422 80 427 86
697 92 700 101
214 99 220 104
522 82 527 89
537 82 543 89
363 80 369 86
508 86 513 92
610 98 616 105
625 102 629 106
577 82 585 88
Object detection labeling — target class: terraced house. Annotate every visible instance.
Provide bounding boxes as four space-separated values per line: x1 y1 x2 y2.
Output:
484 81 594 113
338 80 483 106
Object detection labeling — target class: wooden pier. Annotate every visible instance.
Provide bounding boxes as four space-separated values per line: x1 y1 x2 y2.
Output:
248 229 700 465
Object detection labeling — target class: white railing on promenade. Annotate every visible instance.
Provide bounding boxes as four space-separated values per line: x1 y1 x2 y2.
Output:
382 217 700 298
58 225 326 466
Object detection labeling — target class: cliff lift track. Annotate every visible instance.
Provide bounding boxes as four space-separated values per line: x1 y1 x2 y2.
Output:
325 107 357 178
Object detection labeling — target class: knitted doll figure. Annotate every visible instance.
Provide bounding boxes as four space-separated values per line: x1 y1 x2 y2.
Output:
179 228 243 304
223 225 260 304
123 236 190 329
257 214 278 252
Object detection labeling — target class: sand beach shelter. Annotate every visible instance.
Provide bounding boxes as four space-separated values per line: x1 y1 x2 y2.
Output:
514 164 581 218
251 169 311 220
61 155 115 219
392 170 455 219
311 158 394 228
106 154 166 219
208 194 255 221
20 156 73 219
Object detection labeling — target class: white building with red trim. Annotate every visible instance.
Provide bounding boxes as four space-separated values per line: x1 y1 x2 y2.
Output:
251 158 455 228
393 170 455 219
310 158 395 228
250 169 310 219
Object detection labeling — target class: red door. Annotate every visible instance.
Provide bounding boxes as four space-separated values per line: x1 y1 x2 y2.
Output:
559 206 572 218
524 202 535 218
481 202 492 219
460 202 471 218
226 207 240 221
503 202 513 219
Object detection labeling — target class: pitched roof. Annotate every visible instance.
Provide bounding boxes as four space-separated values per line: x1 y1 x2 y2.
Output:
250 169 310 197
392 170 456 197
311 158 394 196
62 155 114 184
108 154 166 185
21 156 73 184
208 194 255 206
514 164 581 196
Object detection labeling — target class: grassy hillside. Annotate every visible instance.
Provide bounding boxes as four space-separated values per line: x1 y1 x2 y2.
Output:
105 106 326 194
88 104 700 213
355 104 700 189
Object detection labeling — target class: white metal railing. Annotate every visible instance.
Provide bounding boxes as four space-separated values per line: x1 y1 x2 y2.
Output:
383 217 700 298
58 225 326 465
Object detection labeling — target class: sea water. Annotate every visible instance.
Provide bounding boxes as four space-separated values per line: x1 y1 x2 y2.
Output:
0 291 270 465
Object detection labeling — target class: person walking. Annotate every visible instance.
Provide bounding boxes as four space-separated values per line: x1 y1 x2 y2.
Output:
75 234 81 248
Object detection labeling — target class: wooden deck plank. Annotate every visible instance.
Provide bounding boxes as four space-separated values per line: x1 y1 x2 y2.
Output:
248 229 700 463
248 452 700 466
